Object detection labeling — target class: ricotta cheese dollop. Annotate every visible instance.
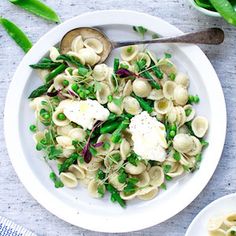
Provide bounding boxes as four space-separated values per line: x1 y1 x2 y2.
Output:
63 99 110 130
129 111 168 162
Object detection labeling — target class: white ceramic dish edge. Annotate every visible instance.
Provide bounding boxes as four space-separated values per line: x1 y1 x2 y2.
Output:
4 10 227 233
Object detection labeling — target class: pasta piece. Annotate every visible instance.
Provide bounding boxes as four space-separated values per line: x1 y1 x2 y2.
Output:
186 136 202 156
175 72 189 88
57 124 74 136
62 148 74 158
71 35 84 53
184 104 195 122
125 162 146 175
68 164 85 179
96 82 111 104
66 51 85 65
173 134 194 153
108 173 125 191
208 229 226 236
167 164 184 178
122 129 134 147
96 134 115 154
208 216 225 232
123 96 142 115
136 171 150 188
137 186 158 200
88 179 105 198
121 45 139 61
33 131 44 144
104 151 124 171
68 128 86 142
29 97 48 111
49 47 61 62
52 108 70 127
174 85 188 106
77 48 100 66
175 106 187 127
154 98 173 114
79 159 101 171
132 78 152 97
120 139 131 159
147 89 164 101
123 80 133 96
60 172 78 188
163 81 177 100
53 74 73 90
146 50 157 64
92 64 109 81
191 116 209 138
56 136 74 149
157 58 177 76
84 38 103 54
135 52 151 67
107 99 123 115
148 166 165 187
224 213 236 228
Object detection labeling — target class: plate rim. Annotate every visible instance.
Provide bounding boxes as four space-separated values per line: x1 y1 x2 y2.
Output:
4 9 227 233
185 193 236 236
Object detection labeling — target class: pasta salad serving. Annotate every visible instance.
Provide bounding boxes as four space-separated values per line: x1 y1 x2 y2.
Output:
208 212 236 236
28 28 209 208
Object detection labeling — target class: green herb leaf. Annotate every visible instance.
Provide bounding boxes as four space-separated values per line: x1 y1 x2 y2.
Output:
97 185 105 198
127 152 140 166
47 146 62 160
0 17 32 53
58 153 79 173
9 0 61 23
173 151 181 161
133 25 148 37
106 184 126 208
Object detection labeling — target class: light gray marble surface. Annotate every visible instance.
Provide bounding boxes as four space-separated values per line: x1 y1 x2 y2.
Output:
0 1 236 235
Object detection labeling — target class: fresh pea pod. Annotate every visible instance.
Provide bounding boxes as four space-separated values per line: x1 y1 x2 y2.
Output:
133 94 153 113
9 0 60 23
28 83 51 98
209 0 236 26
150 62 163 79
195 0 215 10
30 58 61 69
100 121 120 134
45 64 67 83
111 119 130 143
0 17 32 53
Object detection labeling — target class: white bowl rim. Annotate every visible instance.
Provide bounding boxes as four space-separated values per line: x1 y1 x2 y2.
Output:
185 193 236 235
4 10 227 233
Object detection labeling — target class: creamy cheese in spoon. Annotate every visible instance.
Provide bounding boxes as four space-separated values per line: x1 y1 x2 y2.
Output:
129 111 168 162
63 99 110 130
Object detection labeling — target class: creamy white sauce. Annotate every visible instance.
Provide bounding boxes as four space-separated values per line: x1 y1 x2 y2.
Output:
129 111 168 162
63 99 110 130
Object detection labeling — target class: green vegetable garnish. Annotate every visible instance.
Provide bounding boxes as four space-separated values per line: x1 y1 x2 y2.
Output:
111 118 130 143
9 0 60 23
185 108 192 116
57 113 66 121
96 169 105 180
113 58 119 73
58 153 79 173
133 25 148 37
169 73 176 81
28 83 51 98
0 17 32 53
127 152 140 166
132 94 153 113
45 64 67 83
29 124 37 132
30 58 61 69
97 185 105 198
164 53 172 58
173 151 181 161
106 184 126 208
49 171 64 188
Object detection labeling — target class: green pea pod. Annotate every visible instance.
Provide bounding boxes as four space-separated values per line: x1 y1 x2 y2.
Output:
100 121 120 134
209 0 236 26
0 17 32 53
111 119 130 143
45 64 67 83
194 0 216 10
133 94 153 113
9 0 60 23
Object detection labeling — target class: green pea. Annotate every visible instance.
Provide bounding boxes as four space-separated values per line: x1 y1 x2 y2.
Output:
71 83 78 92
188 95 195 104
107 95 113 103
43 113 50 120
170 124 177 131
36 143 43 151
62 79 69 87
29 124 37 132
79 91 86 99
57 113 66 121
169 73 176 81
169 130 176 138
185 108 192 116
194 95 200 103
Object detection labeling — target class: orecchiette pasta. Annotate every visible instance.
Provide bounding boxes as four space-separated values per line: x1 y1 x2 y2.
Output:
60 172 78 188
132 78 152 97
84 38 103 54
29 37 209 207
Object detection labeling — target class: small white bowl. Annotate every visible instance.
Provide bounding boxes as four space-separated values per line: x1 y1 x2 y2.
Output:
189 0 221 17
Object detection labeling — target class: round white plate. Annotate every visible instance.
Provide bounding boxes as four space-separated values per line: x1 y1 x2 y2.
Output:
4 10 226 233
186 193 236 236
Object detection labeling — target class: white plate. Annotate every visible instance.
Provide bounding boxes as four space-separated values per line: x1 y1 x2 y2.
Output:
4 10 226 233
186 193 236 236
